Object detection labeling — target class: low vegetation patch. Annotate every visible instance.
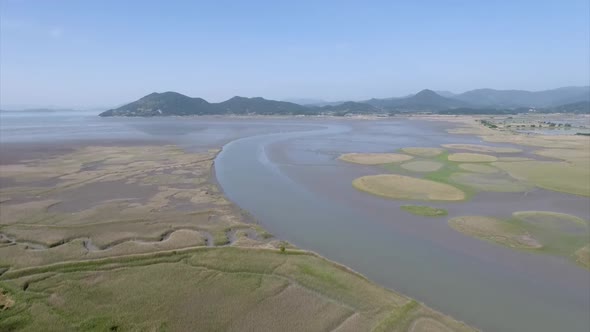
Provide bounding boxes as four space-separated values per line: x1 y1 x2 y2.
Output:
441 144 521 153
450 172 533 192
352 174 466 201
401 147 445 157
339 153 413 165
401 205 448 217
400 161 443 173
575 246 590 269
447 153 498 163
449 212 590 268
512 211 588 234
457 163 499 174
492 160 590 196
449 216 541 249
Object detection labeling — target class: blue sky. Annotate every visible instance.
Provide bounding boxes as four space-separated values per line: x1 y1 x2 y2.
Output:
1 0 589 108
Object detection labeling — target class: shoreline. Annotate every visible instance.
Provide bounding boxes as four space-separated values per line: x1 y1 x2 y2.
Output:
0 137 476 331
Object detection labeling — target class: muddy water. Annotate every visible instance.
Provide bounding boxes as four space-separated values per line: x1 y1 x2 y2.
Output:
215 119 590 332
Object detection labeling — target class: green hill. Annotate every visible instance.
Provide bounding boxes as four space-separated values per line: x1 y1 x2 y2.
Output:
365 89 469 111
99 92 220 116
216 96 312 115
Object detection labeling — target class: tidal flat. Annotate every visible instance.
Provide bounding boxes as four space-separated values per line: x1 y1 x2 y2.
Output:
1 112 589 332
0 113 474 331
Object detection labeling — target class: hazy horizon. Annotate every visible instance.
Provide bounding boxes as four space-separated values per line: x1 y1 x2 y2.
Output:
1 0 589 109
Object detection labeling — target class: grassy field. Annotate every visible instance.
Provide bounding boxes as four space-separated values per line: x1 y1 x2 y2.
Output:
449 212 590 268
339 153 413 165
447 153 498 163
0 247 474 332
352 174 466 201
401 205 448 217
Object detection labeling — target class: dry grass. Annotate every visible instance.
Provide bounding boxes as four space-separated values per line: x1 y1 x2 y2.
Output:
457 164 499 174
442 144 521 153
352 174 466 201
449 216 542 249
481 133 588 149
339 153 413 165
401 147 445 157
400 161 443 173
0 289 15 311
447 153 498 163
0 145 273 269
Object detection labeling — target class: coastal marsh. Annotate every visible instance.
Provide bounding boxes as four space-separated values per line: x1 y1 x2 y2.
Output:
0 142 474 332
447 153 498 163
449 212 590 268
339 153 413 165
401 147 445 157
0 247 474 332
352 175 466 201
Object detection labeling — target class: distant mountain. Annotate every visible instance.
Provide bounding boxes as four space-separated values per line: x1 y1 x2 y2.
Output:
454 86 590 108
318 101 381 115
540 100 590 114
365 89 469 111
434 91 456 98
217 96 311 115
282 98 327 106
99 87 590 117
99 92 220 116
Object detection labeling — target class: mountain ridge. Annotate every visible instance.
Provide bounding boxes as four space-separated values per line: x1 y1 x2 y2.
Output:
99 86 590 117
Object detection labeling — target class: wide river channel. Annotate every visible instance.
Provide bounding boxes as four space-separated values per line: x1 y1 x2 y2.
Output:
215 119 590 332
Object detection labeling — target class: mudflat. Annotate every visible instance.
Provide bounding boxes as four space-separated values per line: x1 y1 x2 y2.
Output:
0 140 473 332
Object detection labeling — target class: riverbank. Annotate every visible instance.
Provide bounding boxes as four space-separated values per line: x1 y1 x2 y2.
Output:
0 139 474 331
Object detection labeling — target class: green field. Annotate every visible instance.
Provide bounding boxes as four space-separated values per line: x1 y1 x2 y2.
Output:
0 247 473 332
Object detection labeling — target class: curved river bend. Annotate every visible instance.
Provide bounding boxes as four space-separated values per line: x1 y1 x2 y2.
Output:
215 120 590 332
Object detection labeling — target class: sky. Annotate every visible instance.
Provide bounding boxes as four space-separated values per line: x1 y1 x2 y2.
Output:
1 0 589 109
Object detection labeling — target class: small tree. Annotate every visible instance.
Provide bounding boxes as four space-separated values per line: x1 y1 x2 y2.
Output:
279 244 286 253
